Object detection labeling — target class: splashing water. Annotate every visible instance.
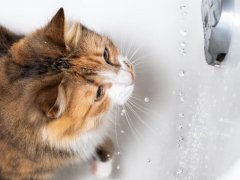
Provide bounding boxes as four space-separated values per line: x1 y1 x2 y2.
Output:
178 124 183 131
180 5 187 11
147 158 151 163
180 42 186 47
179 71 186 77
180 96 185 102
179 113 185 118
181 30 188 36
144 97 150 103
176 168 183 175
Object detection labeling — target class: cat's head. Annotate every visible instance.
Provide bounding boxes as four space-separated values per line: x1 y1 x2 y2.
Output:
5 8 134 151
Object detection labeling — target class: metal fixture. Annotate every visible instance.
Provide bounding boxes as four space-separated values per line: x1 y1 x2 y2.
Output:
202 0 235 65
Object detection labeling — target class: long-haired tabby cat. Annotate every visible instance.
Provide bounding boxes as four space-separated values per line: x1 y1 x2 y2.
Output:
0 8 135 180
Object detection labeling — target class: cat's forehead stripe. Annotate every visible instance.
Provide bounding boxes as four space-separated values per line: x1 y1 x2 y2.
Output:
6 57 71 82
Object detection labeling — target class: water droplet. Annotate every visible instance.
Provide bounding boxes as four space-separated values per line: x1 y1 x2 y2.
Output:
144 97 150 103
117 151 121 155
121 130 125 134
180 42 186 47
116 165 120 170
178 144 184 150
180 47 185 52
178 90 183 96
178 70 185 77
181 51 187 56
214 64 221 68
180 97 184 102
178 136 184 142
181 30 188 36
147 158 151 163
182 12 188 16
176 169 183 175
177 124 183 130
180 48 187 56
120 109 126 116
178 113 185 118
180 5 187 11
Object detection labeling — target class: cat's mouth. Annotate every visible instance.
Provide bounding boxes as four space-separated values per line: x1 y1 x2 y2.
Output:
107 63 135 105
95 56 135 105
106 70 134 86
107 83 134 105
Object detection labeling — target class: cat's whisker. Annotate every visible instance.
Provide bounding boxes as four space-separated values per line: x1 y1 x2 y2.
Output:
114 105 121 152
129 98 151 113
132 58 147 67
126 101 158 135
124 104 142 139
129 46 142 62
134 66 144 71
129 97 154 114
134 61 148 67
123 39 128 57
120 38 124 55
128 97 143 105
130 95 144 102
129 98 160 119
125 39 134 58
121 105 141 143
131 55 149 65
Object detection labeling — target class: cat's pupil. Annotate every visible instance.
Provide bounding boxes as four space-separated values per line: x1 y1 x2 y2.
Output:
103 48 110 64
95 85 104 101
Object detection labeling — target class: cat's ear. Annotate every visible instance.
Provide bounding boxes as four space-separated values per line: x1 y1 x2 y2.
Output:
65 23 82 48
44 8 65 47
37 82 67 120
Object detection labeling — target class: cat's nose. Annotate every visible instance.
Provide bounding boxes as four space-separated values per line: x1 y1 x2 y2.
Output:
124 60 135 83
123 60 131 68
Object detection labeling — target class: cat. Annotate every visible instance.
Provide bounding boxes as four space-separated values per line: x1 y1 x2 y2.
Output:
0 8 135 180
0 25 23 57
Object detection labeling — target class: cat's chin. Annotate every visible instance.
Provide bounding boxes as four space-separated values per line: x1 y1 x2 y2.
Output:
108 84 134 105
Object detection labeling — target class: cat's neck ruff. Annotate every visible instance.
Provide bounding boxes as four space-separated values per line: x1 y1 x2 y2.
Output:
41 113 112 160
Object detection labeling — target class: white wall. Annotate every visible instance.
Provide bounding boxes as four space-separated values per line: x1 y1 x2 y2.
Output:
1 0 240 180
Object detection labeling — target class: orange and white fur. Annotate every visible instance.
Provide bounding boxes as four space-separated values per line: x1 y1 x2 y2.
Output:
0 8 134 179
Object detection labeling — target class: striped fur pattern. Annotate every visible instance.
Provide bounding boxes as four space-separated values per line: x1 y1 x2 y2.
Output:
0 8 134 179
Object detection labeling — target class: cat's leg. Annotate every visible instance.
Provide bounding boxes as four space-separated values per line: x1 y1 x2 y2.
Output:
91 138 114 179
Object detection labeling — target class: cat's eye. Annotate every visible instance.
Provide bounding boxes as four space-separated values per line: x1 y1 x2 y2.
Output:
95 85 105 102
103 48 110 64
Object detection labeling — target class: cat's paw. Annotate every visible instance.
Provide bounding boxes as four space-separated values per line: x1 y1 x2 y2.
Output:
91 159 113 179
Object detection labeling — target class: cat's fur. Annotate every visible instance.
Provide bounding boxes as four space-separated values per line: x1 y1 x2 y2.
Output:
0 26 23 57
0 8 134 180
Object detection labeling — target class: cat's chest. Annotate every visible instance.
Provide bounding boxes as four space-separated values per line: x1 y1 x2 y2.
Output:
61 119 111 160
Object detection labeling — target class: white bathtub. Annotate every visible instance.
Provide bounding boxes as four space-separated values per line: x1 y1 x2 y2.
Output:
1 0 240 179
